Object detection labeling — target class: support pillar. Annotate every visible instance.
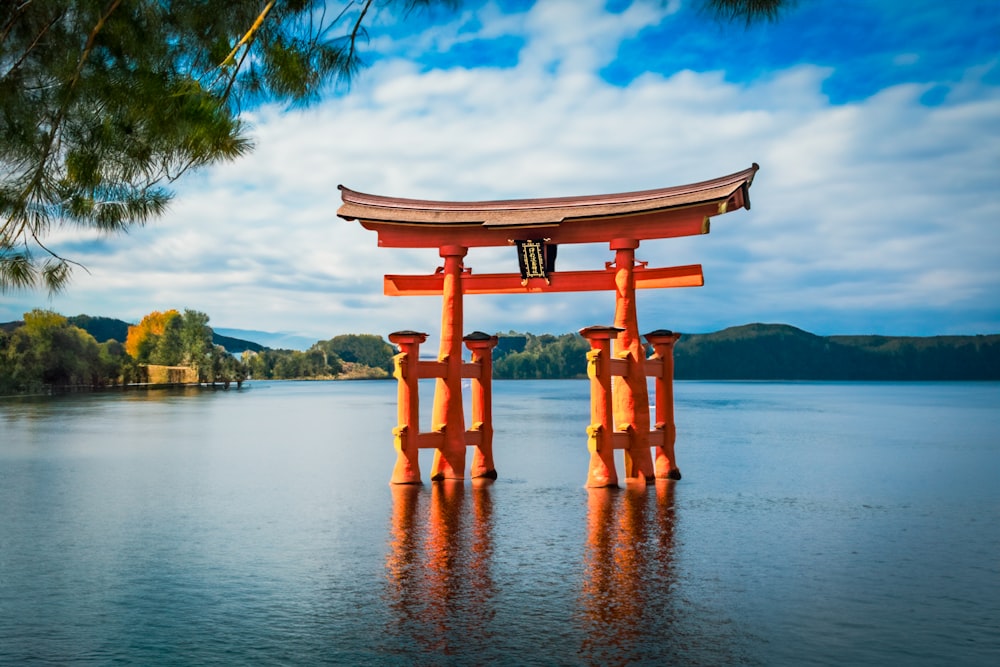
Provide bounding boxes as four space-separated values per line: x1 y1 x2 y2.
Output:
610 238 655 483
464 332 499 480
388 330 428 484
580 326 621 488
646 329 682 480
431 245 468 481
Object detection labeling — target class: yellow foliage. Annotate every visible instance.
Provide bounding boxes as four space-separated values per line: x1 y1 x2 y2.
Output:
125 309 180 358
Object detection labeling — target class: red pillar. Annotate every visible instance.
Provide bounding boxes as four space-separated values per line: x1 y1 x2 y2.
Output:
464 331 498 480
610 238 655 483
388 330 427 484
580 325 620 488
646 330 682 480
431 245 468 481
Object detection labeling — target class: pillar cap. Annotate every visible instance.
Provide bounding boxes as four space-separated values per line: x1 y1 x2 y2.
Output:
389 330 428 344
609 237 640 250
579 325 624 340
439 244 468 257
464 331 499 347
644 329 681 344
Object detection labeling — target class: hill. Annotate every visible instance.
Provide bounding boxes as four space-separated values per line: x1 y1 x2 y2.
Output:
212 327 316 351
673 324 1000 380
5 315 998 380
2 315 265 355
210 332 265 354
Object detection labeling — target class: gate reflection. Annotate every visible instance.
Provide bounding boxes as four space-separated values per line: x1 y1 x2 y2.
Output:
579 481 678 664
384 481 495 658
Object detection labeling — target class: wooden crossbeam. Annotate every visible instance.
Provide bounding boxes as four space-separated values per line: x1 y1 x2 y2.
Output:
384 264 704 296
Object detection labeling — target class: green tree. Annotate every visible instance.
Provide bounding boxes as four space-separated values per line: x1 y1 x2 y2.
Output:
493 331 590 379
0 308 121 392
322 334 393 371
180 309 213 371
207 343 247 385
150 313 184 365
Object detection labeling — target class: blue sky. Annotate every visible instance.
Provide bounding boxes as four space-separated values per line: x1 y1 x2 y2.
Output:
2 0 998 346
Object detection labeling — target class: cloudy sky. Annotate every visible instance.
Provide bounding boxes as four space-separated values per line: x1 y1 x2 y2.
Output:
3 0 999 346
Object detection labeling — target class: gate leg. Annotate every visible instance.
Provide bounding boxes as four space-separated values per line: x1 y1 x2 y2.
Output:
465 332 498 479
580 326 621 488
646 330 682 480
388 331 428 484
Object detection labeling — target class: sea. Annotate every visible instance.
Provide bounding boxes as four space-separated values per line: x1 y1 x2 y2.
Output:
1 380 998 666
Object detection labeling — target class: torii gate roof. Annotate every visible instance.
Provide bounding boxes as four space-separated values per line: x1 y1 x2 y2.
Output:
337 163 757 248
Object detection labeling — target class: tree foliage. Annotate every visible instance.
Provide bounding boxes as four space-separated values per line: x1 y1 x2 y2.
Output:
123 308 239 382
1 0 457 291
702 0 788 26
243 345 343 380
125 309 181 359
241 333 399 379
320 333 394 371
493 332 590 379
0 308 127 392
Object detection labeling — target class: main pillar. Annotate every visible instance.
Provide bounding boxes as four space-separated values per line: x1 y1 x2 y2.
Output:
610 238 655 483
431 245 468 481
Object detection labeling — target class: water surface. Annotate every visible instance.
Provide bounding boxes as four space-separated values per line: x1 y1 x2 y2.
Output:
2 380 998 665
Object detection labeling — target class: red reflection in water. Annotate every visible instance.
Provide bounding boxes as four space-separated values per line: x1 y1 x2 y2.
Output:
384 481 495 657
579 481 678 665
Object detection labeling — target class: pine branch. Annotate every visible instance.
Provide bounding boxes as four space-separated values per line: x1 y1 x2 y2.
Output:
220 0 277 68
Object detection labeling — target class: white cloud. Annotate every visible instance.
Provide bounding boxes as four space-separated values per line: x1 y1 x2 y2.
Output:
3 1 999 341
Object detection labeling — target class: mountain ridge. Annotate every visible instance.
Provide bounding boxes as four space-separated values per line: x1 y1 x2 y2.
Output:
673 323 1000 380
3 316 998 379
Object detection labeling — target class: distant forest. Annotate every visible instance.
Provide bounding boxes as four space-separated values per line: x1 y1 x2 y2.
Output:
489 325 1000 381
4 314 999 392
671 324 1000 381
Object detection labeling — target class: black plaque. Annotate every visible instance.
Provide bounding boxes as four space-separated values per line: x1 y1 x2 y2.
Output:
516 240 557 284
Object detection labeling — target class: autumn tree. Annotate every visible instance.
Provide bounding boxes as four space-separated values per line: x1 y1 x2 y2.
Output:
125 309 181 361
124 308 224 379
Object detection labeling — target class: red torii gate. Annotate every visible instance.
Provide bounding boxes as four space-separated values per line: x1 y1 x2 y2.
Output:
337 164 758 487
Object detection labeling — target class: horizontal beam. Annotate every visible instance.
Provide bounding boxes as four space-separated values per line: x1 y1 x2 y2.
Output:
385 264 704 296
415 430 483 449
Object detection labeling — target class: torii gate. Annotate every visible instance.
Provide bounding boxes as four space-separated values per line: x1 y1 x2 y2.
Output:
337 164 758 487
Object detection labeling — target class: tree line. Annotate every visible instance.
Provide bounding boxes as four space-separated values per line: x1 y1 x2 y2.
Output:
243 334 394 381
0 309 397 394
488 324 1000 381
7 314 995 395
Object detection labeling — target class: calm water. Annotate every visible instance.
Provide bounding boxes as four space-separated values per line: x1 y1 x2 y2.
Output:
1 380 998 666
